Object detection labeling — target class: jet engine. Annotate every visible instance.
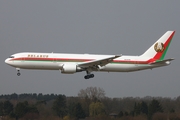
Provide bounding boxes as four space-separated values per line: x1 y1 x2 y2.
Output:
61 64 77 74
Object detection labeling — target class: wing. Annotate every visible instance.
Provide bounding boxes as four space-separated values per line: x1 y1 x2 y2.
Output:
77 55 121 69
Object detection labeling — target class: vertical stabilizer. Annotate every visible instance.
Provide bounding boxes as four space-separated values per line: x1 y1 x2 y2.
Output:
141 31 175 60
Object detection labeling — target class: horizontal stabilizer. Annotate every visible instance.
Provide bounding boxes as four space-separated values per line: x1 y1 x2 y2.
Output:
150 58 174 65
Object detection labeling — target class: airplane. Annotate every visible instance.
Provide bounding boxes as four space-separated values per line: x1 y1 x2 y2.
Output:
5 31 175 79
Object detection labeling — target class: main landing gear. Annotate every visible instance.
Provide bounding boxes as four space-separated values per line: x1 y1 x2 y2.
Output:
16 68 21 76
84 70 94 79
84 74 94 79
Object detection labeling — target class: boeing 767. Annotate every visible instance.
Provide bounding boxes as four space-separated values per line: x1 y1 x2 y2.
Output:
5 31 175 79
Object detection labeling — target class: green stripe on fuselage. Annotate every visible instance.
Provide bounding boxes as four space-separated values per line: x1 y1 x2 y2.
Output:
13 59 147 65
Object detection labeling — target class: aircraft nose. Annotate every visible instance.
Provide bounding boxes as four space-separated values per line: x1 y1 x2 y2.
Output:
5 58 10 64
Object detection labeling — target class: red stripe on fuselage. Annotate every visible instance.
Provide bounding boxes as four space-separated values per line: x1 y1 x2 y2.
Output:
10 57 153 64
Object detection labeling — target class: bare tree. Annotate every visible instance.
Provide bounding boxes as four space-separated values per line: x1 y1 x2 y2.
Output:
78 87 105 101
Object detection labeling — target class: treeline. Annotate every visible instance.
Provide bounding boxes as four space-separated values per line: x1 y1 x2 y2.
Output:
0 93 58 101
0 87 180 120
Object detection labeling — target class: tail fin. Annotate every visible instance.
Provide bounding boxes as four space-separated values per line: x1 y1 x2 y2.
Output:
141 31 175 60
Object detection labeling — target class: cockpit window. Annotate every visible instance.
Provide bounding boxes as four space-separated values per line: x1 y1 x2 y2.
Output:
9 56 14 58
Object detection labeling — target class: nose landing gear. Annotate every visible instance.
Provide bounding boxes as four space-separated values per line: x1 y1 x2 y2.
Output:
16 68 21 76
17 72 21 76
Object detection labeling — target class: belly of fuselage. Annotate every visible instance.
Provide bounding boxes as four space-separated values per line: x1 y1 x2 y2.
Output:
12 61 152 72
101 64 151 72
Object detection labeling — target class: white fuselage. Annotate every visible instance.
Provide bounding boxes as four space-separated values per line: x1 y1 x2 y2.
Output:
5 52 168 73
4 31 175 78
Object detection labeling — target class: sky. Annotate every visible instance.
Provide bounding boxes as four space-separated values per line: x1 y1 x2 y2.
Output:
0 1 180 98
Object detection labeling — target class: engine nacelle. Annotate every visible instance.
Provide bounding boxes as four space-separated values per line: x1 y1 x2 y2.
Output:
61 64 77 74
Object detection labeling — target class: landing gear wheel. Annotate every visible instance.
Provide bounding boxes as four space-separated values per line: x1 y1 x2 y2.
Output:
84 75 89 79
90 74 94 78
16 68 21 76
17 73 21 76
84 74 94 79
